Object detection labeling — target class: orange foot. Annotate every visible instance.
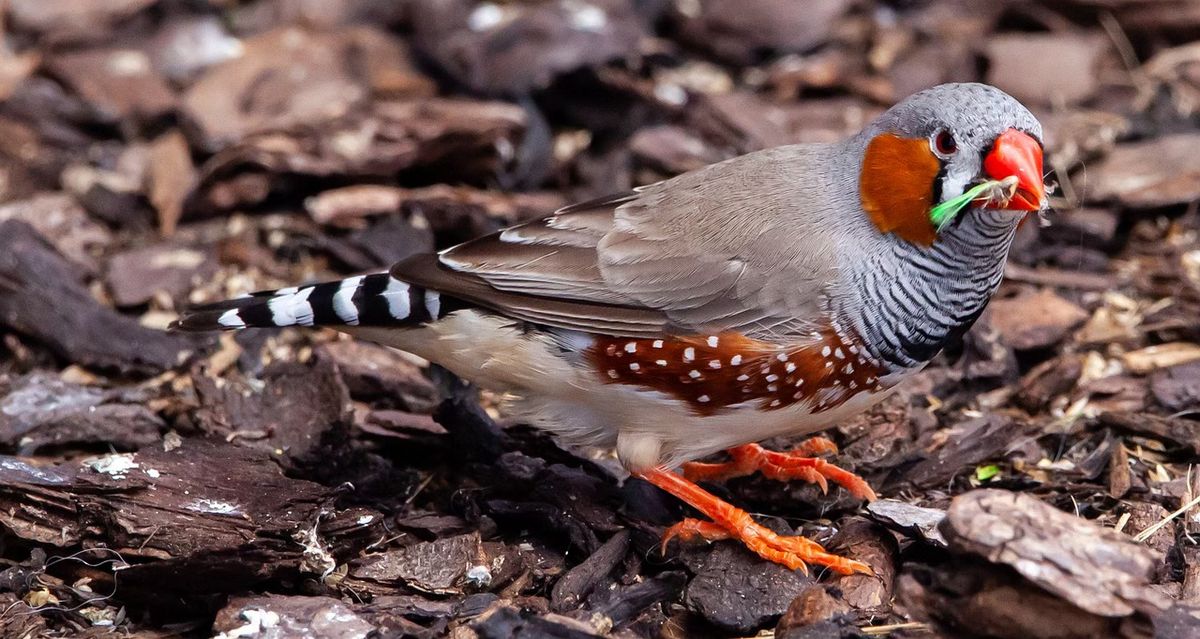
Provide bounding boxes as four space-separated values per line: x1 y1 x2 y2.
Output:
682 439 877 500
637 467 872 575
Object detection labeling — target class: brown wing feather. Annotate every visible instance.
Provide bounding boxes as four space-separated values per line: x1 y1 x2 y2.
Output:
389 255 671 337
423 143 849 340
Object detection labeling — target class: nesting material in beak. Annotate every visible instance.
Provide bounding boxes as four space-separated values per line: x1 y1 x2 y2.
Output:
983 128 1045 211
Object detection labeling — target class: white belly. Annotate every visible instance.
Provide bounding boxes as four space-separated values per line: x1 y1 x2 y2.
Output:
346 310 899 471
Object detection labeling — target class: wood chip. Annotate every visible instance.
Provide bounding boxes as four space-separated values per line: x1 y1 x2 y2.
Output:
943 489 1169 617
1122 343 1200 375
1085 134 1200 208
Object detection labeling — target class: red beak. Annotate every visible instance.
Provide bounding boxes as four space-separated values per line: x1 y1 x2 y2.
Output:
983 129 1045 211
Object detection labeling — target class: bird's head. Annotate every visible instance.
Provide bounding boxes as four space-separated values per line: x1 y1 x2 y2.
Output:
857 83 1046 246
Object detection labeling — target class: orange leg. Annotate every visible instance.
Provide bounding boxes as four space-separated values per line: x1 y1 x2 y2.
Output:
682 439 877 501
638 467 872 575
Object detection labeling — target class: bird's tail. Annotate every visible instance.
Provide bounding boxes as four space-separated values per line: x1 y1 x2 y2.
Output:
171 273 455 332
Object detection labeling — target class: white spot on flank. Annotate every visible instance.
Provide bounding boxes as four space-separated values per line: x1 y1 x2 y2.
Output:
849 381 858 389
825 362 832 368
821 346 831 357
382 278 411 319
785 362 796 373
697 395 710 403
835 348 845 359
629 363 641 371
683 347 695 362
333 275 364 325
424 291 441 319
730 354 743 365
849 345 859 354
218 309 246 328
656 359 668 366
765 374 778 382
706 336 719 347
777 353 788 362
708 360 721 369
652 340 664 349
844 363 854 374
736 374 749 381
689 370 702 379
770 399 781 407
767 384 777 392
608 369 619 379
625 342 638 353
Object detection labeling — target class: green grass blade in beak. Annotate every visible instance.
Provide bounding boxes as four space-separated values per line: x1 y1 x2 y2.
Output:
929 181 1000 231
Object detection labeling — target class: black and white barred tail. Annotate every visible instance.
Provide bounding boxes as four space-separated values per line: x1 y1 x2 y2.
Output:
171 273 459 332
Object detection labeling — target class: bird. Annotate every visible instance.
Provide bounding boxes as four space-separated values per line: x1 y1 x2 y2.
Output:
173 82 1047 575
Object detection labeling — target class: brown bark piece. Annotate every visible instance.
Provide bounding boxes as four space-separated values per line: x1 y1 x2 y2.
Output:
348 532 483 595
45 48 176 125
0 373 162 453
0 220 205 374
0 192 111 275
193 99 527 214
1086 134 1200 208
986 33 1108 106
1099 411 1200 456
412 0 649 94
897 559 1155 639
673 0 851 65
550 530 631 612
988 290 1088 351
825 517 898 613
182 27 366 152
0 439 338 605
681 542 813 633
105 242 217 307
943 489 1169 617
146 130 197 237
867 499 948 546
191 358 353 469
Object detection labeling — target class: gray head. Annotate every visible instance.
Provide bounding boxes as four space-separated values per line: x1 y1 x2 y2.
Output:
856 83 1046 247
832 84 1049 373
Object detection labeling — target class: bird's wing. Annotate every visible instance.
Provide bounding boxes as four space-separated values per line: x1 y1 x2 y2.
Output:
394 145 847 339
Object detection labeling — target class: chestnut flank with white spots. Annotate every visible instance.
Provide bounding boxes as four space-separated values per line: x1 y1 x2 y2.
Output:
587 323 884 416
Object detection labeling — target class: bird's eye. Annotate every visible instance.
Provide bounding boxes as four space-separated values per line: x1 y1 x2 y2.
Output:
931 129 957 157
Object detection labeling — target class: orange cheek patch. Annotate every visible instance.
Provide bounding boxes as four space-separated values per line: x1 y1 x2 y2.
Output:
588 327 885 417
860 133 941 246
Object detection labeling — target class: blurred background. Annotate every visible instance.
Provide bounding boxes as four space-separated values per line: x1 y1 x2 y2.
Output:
0 0 1195 311
1 1 1200 637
